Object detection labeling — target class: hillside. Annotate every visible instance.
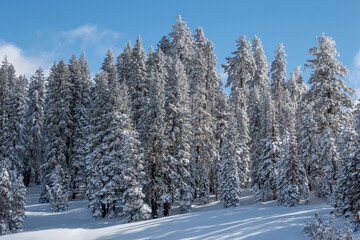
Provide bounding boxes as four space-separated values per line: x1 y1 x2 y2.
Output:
1 186 358 240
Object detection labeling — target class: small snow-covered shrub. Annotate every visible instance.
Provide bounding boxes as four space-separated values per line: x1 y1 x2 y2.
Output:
303 212 354 240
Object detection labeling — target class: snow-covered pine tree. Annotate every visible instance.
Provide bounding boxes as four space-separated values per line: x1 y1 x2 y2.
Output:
0 57 10 134
304 34 354 199
127 36 148 140
2 73 28 178
253 90 280 202
286 66 308 110
297 99 320 192
49 165 68 212
331 102 360 219
332 151 360 218
277 105 309 206
140 49 173 218
10 175 26 232
157 36 171 56
164 58 194 212
118 83 151 223
250 36 269 91
249 36 270 185
249 36 280 201
189 28 219 203
88 62 126 219
0 167 11 235
24 68 45 186
116 41 133 84
40 60 72 205
84 72 108 210
270 43 287 135
220 112 244 208
214 91 230 198
70 52 92 199
223 35 256 186
169 15 195 76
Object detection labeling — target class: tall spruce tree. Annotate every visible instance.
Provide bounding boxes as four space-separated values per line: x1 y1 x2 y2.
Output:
332 102 360 218
189 28 219 203
87 63 125 218
270 43 287 135
10 175 26 233
164 58 194 212
128 36 148 140
223 35 256 186
214 91 230 197
118 82 151 222
40 60 72 207
117 41 133 84
141 49 173 217
70 53 92 199
24 68 45 186
249 36 280 201
287 66 308 109
0 167 11 235
304 34 354 199
249 36 270 187
220 112 244 208
277 105 309 206
169 15 195 76
3 74 28 178
253 90 280 202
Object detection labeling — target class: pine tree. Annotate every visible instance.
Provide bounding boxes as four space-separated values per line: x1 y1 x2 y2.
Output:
24 68 45 186
189 28 219 203
2 73 28 178
214 91 230 198
249 36 271 182
117 41 133 84
250 36 269 91
270 43 287 135
297 100 319 192
157 36 171 56
70 53 92 199
286 66 308 109
277 108 309 206
253 90 280 202
332 153 360 218
164 58 194 212
331 114 360 220
249 36 280 201
0 57 10 135
49 165 68 212
140 50 173 218
223 35 255 186
169 15 195 76
40 60 72 204
0 167 11 235
85 72 108 209
118 84 151 223
87 64 126 218
304 34 354 199
220 113 244 208
128 36 148 139
10 175 26 232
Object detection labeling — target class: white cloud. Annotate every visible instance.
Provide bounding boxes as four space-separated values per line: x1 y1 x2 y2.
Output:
0 41 51 77
61 25 121 45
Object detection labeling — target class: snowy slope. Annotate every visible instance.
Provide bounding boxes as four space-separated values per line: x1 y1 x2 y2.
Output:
1 187 358 240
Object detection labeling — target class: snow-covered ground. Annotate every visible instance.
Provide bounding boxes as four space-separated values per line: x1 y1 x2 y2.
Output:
1 186 359 240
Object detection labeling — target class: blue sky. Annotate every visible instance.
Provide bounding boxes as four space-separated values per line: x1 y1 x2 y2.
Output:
1 0 360 96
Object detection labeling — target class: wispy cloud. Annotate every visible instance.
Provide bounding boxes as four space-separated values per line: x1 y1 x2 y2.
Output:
0 41 52 77
61 25 122 51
